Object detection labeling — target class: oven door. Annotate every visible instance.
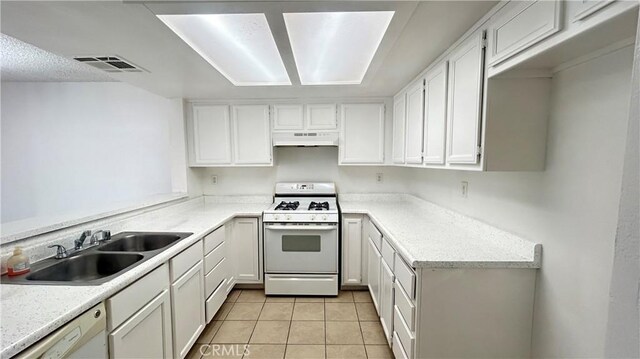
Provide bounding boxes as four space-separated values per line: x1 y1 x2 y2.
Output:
264 223 338 273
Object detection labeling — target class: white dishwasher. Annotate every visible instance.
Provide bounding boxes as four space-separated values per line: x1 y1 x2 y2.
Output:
17 303 107 359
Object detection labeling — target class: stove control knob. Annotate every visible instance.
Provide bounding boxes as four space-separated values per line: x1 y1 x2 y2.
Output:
322 215 327 221
274 215 279 220
311 215 316 220
286 215 291 220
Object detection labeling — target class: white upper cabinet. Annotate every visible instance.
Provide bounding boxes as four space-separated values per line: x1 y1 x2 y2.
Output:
190 105 232 165
231 105 272 165
272 104 304 130
339 103 385 165
487 0 562 66
404 81 425 164
423 61 448 165
392 95 406 164
446 32 485 165
306 104 338 130
571 0 614 22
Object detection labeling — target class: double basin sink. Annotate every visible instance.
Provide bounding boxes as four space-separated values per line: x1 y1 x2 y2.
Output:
2 232 192 285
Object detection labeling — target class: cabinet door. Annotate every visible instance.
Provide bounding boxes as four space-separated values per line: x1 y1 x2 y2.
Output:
446 32 484 165
423 62 448 165
367 238 382 314
487 0 562 65
380 259 394 345
234 217 260 283
572 0 614 21
339 104 385 164
306 104 337 130
272 104 304 130
171 263 205 359
190 104 231 165
392 95 406 164
109 290 173 359
342 216 363 285
404 81 425 164
231 105 272 165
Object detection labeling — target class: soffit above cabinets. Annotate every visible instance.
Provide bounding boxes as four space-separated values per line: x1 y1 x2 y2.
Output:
0 1 498 98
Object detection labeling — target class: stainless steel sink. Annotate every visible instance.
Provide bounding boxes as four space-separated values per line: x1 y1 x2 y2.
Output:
98 232 190 252
25 253 143 282
1 231 193 286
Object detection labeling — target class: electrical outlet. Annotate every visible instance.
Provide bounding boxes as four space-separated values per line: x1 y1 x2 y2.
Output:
461 181 468 198
376 173 384 183
211 175 218 185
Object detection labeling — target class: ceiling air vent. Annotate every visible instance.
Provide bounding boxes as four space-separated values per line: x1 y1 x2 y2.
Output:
73 56 145 73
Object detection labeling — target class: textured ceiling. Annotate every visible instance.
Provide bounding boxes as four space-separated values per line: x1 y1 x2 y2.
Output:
0 34 117 82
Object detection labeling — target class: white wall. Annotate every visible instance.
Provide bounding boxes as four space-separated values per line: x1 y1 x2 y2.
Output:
1 82 181 223
604 12 640 357
197 146 411 195
405 47 634 357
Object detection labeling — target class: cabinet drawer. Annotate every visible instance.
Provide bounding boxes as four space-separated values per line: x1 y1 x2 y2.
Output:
107 263 169 331
205 258 227 297
206 278 228 323
488 0 562 65
204 226 225 254
367 220 382 251
393 305 415 359
205 241 225 274
381 238 395 269
171 240 204 282
394 281 416 331
392 333 410 359
394 253 416 299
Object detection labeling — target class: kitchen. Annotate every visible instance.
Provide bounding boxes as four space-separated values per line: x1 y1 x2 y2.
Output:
0 1 638 358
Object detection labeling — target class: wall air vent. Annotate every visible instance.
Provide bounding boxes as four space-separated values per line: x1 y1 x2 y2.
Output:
73 56 146 73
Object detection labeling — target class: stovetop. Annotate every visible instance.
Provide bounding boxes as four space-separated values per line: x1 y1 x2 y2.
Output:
264 197 339 223
263 182 339 223
273 200 332 211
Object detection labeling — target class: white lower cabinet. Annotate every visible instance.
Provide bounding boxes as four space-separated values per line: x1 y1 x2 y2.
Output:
342 215 363 285
379 258 394 345
367 237 382 314
107 264 173 359
109 290 173 359
171 262 205 359
232 217 261 283
347 214 538 358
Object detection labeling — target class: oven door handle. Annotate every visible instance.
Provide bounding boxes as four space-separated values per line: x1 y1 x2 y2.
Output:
264 224 337 231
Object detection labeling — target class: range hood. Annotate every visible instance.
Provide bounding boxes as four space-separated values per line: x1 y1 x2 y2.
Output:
273 131 339 147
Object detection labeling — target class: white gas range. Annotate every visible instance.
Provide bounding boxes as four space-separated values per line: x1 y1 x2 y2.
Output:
263 182 339 296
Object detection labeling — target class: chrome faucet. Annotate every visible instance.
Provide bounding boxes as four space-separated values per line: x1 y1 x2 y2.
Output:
74 230 92 250
90 230 111 245
48 244 69 259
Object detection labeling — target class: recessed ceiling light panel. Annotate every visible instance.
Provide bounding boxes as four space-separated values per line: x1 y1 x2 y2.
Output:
157 13 291 86
284 11 394 85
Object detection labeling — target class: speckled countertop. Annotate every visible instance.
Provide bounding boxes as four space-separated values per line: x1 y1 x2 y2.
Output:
0 197 271 359
1 193 541 358
339 194 541 269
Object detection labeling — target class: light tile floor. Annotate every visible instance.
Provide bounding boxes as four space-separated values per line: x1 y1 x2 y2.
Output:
187 290 394 359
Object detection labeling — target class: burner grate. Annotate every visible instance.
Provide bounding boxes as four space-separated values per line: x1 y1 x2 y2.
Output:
308 201 330 211
275 201 300 211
